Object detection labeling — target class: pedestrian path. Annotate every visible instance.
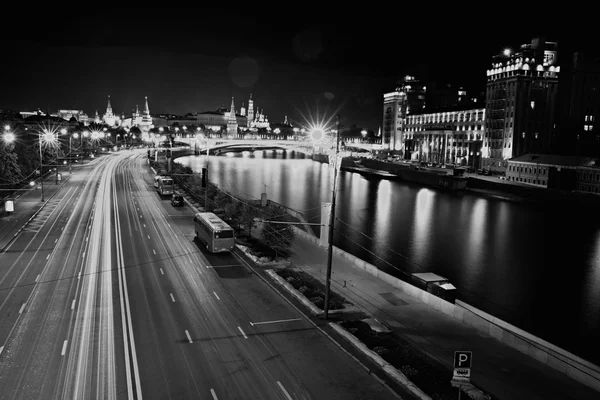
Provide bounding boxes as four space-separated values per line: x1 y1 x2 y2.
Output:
287 233 600 400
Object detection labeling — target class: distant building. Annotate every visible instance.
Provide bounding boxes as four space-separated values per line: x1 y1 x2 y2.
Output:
557 52 600 157
227 97 238 134
483 37 560 172
404 107 485 168
102 95 117 126
382 75 427 153
57 109 88 124
506 153 594 191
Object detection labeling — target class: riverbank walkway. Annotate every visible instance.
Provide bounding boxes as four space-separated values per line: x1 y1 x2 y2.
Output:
286 232 599 400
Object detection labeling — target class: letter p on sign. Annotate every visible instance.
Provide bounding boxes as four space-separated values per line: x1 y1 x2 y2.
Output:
454 351 472 369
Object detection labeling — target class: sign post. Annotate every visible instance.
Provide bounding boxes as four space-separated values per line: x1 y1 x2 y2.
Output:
451 351 472 399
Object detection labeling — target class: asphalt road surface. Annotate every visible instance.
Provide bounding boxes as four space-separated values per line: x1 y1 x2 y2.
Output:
0 149 398 400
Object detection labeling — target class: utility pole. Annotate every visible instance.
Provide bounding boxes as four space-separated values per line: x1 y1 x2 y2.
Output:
324 114 341 320
205 139 209 211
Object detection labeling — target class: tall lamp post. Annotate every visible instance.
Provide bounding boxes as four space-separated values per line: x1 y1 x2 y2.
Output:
38 133 45 202
205 137 210 211
324 115 341 320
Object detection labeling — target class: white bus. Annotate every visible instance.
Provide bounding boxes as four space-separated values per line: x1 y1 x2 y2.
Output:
194 212 235 253
157 176 174 196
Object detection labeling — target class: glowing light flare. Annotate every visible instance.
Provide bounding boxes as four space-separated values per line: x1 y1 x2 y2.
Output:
2 132 15 143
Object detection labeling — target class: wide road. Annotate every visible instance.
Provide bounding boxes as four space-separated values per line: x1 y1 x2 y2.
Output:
0 149 398 399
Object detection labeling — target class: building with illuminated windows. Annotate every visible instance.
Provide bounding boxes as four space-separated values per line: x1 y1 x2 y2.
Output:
382 75 426 152
403 108 485 168
557 52 600 157
483 37 560 172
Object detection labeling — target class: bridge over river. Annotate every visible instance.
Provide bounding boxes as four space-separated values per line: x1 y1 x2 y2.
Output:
174 137 373 156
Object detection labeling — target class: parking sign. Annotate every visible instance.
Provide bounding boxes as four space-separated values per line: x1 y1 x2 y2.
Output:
454 351 472 369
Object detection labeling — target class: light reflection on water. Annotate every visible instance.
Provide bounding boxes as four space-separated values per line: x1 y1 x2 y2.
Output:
176 151 600 364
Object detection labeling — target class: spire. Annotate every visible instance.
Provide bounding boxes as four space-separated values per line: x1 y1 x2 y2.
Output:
144 96 150 115
107 95 112 112
228 97 237 122
284 115 288 125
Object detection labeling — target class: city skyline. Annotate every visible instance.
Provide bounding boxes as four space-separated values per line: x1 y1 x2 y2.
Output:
0 7 596 131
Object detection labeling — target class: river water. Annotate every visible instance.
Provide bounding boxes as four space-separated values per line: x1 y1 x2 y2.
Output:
177 150 600 365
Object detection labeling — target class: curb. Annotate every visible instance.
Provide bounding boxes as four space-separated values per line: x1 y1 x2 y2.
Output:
265 269 323 316
329 322 432 400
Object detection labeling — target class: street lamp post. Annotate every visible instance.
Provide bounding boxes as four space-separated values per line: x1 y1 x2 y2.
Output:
39 133 45 202
324 115 341 320
205 138 209 211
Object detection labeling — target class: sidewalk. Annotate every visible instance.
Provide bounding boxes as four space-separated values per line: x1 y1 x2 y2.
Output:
287 233 600 400
0 172 69 252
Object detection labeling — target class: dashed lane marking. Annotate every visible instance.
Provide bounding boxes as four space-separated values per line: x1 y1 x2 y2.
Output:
237 326 248 339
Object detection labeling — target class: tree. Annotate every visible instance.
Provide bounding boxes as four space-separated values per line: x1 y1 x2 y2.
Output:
260 219 295 258
238 203 259 239
0 147 22 186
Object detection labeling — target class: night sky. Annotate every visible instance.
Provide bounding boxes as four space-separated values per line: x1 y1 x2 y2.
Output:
0 6 594 131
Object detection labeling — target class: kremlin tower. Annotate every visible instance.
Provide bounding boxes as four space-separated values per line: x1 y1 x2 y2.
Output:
227 97 238 134
103 95 116 126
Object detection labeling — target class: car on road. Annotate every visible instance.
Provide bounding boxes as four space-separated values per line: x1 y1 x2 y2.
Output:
171 194 184 207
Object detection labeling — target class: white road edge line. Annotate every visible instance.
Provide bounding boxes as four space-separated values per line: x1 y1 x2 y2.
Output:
19 303 26 314
170 293 175 302
185 330 193 343
237 326 248 339
213 292 220 300
160 268 164 275
0 346 3 355
61 340 68 356
35 274 40 282
46 254 50 260
277 381 293 400
210 388 218 399
71 299 76 310
249 318 302 326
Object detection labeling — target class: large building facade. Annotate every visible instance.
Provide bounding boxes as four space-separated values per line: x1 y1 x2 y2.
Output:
404 108 485 168
382 75 426 152
483 37 560 172
558 52 600 157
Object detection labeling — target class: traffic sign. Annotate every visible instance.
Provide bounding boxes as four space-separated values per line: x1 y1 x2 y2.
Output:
453 369 471 379
454 351 472 369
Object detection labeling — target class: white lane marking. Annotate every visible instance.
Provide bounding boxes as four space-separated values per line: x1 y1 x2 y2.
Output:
140 215 143 218
86 237 88 242
61 227 64 231
237 326 248 339
249 318 302 326
54 238 58 243
61 340 68 356
277 381 293 400
78 270 82 279
210 388 218 400
170 293 175 303
160 268 164 275
19 303 26 314
0 346 3 355
46 254 50 260
35 274 40 282
213 292 220 300
82 252 85 258
143 224 146 228
147 235 150 239
152 249 156 255
71 299 76 310
185 330 193 343
137 208 139 211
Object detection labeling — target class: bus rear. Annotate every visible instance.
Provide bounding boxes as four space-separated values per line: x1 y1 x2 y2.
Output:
158 177 174 195
194 212 235 253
